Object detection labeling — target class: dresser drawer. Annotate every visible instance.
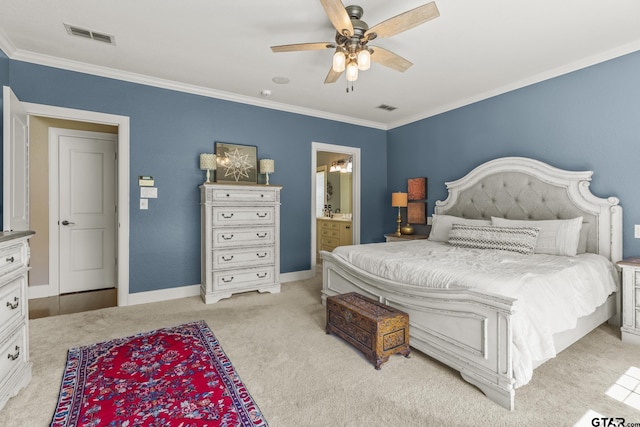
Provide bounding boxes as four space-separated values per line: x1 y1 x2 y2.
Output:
321 228 340 238
211 207 275 226
208 188 277 203
0 325 26 382
212 247 275 269
212 266 275 290
0 276 25 329
0 244 26 277
320 221 340 230
212 227 275 248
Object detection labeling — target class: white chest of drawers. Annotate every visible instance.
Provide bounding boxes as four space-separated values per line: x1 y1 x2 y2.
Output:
0 231 33 410
617 258 640 344
200 184 281 304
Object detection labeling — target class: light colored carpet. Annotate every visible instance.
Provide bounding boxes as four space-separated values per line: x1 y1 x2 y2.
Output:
3 273 639 426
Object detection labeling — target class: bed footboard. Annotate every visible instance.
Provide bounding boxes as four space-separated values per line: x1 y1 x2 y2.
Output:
321 251 519 410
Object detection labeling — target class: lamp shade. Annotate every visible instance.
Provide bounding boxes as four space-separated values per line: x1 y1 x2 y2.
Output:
259 159 275 174
346 61 359 82
391 192 408 207
199 153 216 170
332 50 346 72
357 49 371 71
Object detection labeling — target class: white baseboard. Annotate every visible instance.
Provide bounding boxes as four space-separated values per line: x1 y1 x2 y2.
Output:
28 284 56 299
125 284 200 306
281 269 315 282
123 269 315 306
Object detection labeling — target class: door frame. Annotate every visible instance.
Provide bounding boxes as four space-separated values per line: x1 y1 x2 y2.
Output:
22 102 131 306
49 128 118 296
311 142 361 266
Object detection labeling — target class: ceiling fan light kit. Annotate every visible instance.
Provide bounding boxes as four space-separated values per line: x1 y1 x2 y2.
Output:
271 0 440 89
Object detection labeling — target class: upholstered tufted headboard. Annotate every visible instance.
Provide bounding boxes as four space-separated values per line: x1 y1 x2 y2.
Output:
434 157 622 262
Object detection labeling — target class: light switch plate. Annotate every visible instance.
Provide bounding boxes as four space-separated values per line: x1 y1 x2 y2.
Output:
635 224 640 239
140 187 158 198
140 199 148 210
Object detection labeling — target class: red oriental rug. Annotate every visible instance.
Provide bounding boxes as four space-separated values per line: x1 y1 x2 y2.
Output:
50 320 268 427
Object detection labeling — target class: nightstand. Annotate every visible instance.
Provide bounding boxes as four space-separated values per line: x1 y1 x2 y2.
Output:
617 258 640 344
385 233 428 242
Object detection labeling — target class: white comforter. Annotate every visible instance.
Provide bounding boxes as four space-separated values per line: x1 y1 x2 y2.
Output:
332 240 619 387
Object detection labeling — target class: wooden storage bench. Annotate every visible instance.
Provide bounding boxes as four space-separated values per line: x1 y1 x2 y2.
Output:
326 292 410 369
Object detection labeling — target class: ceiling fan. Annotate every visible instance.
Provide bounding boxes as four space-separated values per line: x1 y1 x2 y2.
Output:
270 0 440 88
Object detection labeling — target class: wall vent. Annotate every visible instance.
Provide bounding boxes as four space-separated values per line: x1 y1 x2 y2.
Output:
376 104 397 111
64 24 115 44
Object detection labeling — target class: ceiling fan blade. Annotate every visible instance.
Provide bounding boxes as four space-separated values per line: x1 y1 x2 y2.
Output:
271 42 335 53
365 2 439 39
370 46 413 72
324 67 343 84
320 0 354 37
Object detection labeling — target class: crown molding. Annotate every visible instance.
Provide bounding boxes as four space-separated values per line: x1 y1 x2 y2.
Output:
388 41 640 130
1 45 388 130
0 27 16 57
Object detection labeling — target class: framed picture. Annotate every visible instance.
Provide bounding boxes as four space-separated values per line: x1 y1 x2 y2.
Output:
407 202 427 224
408 177 428 201
215 142 258 184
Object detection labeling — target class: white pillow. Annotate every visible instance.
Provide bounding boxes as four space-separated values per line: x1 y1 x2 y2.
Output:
448 224 540 255
490 216 583 256
428 214 491 242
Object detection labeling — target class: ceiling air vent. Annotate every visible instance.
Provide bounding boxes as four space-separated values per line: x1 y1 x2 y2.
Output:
376 104 398 111
64 24 115 44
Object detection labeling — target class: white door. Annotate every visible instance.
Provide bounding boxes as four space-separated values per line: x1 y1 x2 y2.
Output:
57 130 116 293
2 86 29 231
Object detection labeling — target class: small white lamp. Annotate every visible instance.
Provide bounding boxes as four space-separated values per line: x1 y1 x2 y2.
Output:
259 159 275 185
199 153 216 184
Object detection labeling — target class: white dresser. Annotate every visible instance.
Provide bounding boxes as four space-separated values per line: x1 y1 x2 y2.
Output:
0 231 33 410
200 184 281 304
617 258 640 344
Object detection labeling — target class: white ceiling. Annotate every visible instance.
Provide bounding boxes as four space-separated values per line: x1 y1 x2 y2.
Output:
1 0 640 129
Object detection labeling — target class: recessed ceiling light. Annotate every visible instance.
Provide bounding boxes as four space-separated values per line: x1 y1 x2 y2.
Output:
272 76 290 85
260 89 272 97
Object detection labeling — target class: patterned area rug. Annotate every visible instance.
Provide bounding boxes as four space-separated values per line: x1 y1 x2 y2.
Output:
50 320 268 427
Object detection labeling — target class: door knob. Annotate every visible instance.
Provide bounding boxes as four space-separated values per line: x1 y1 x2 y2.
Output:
61 220 75 226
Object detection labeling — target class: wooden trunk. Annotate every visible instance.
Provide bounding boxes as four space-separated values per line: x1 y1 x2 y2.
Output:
326 292 410 369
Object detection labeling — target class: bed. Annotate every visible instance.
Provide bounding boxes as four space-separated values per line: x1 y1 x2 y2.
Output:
320 157 622 410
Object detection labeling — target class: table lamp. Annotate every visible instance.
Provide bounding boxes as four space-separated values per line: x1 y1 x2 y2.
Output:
199 153 216 184
391 192 408 236
259 159 275 185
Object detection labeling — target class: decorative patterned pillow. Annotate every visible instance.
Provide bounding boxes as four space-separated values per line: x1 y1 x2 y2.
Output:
428 214 492 242
448 224 540 255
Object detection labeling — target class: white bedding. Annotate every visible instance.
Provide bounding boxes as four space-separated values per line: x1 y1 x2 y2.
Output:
332 240 619 387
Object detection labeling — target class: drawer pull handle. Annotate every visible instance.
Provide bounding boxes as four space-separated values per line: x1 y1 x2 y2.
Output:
346 226 351 229
221 213 234 219
256 233 268 238
256 213 268 218
6 256 15 263
256 273 268 278
6 297 19 310
7 346 20 361
221 235 234 240
256 253 268 258
260 194 264 198
221 277 234 283
226 194 230 197
221 256 234 262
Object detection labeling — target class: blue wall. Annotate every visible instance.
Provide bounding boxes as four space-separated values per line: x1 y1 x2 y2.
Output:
3 59 387 293
388 51 640 257
0 50 8 221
